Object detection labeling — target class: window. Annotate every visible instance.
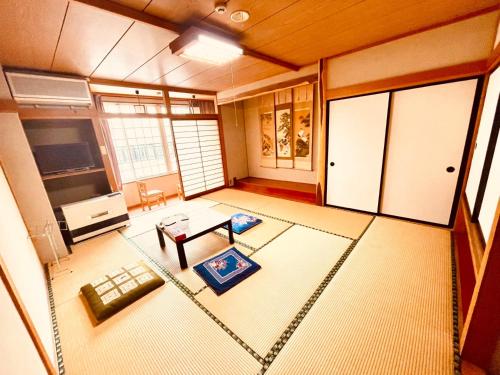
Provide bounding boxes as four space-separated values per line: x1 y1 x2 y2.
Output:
101 97 177 184
171 120 224 197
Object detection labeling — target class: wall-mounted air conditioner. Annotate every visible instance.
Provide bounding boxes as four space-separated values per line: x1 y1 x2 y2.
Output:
5 71 92 107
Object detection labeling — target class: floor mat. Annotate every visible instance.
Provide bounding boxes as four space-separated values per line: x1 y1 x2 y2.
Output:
203 188 277 211
265 217 453 375
196 225 352 357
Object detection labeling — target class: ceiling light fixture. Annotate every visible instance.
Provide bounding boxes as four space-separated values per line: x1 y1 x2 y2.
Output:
170 28 243 65
230 10 250 23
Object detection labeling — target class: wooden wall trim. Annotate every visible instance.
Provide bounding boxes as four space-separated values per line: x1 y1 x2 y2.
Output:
217 74 318 105
17 107 98 120
316 59 327 206
461 198 486 275
89 78 217 96
487 42 500 72
0 99 17 112
326 60 488 100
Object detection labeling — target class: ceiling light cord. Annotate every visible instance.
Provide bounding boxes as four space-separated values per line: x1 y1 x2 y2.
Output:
230 62 238 128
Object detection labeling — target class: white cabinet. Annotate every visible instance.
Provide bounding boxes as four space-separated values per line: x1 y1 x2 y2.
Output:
326 93 389 213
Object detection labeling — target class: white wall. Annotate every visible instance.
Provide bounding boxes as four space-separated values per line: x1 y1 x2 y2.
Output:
0 165 56 371
327 12 498 89
0 278 47 375
122 173 179 207
220 101 249 184
243 85 320 184
0 113 67 262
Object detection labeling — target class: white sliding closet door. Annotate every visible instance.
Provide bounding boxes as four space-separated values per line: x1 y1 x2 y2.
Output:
466 67 499 214
381 79 478 225
172 120 225 198
326 92 389 212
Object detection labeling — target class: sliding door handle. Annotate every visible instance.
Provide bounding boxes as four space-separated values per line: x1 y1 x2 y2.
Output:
330 162 335 167
446 166 455 173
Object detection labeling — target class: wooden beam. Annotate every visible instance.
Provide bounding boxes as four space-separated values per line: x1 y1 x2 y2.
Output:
326 60 488 100
73 0 300 72
89 77 217 96
0 99 17 113
242 48 300 71
72 0 185 34
487 42 500 73
217 74 317 104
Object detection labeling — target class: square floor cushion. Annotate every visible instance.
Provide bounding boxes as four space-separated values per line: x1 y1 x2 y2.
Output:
193 247 261 295
81 260 165 323
224 213 262 234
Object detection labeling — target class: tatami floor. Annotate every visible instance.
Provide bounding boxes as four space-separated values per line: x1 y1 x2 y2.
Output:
49 189 456 375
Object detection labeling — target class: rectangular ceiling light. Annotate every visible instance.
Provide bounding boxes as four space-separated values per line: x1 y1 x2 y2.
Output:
170 28 243 65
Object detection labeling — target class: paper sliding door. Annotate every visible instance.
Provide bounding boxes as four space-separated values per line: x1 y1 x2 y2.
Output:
172 120 225 198
381 79 478 225
326 92 389 213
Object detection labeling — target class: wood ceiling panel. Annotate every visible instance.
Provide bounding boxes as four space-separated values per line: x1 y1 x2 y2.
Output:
268 8 499 66
240 0 500 65
204 0 299 34
110 0 151 11
145 0 215 25
176 56 263 88
0 0 68 70
52 2 133 76
125 48 187 83
92 22 179 80
153 60 212 86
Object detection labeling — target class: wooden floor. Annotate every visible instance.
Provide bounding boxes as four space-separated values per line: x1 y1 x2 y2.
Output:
234 177 317 204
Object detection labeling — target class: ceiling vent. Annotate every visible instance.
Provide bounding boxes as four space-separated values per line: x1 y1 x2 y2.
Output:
5 72 92 107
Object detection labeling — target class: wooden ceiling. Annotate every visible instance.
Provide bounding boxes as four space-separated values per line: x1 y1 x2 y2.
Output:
0 0 497 92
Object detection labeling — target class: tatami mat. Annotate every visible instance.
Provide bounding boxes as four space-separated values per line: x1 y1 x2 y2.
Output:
203 188 277 211
121 198 218 238
265 217 453 375
211 204 293 250
130 230 251 293
51 232 261 375
57 283 262 375
203 188 372 239
196 225 352 357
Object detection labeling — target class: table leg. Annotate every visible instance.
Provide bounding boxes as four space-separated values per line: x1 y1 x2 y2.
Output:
176 242 188 269
227 220 235 244
156 226 165 248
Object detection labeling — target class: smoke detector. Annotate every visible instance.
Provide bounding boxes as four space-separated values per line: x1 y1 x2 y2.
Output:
214 1 227 14
230 10 250 23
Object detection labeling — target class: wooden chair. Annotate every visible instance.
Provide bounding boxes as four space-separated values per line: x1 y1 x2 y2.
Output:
137 181 167 211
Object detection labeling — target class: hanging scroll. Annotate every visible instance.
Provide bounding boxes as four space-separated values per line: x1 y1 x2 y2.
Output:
259 93 276 168
293 84 314 170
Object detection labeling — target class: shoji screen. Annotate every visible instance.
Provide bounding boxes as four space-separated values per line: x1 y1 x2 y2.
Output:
326 93 389 212
381 79 478 225
466 67 499 218
172 120 225 198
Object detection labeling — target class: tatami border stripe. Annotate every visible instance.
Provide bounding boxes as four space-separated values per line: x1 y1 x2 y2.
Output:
450 233 461 375
259 216 376 374
44 265 65 375
121 233 266 365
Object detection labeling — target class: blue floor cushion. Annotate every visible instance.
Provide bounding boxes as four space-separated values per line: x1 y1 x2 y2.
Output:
193 247 261 295
224 213 262 234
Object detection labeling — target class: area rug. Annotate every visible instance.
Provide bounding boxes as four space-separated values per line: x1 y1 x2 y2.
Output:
225 213 263 234
193 247 261 295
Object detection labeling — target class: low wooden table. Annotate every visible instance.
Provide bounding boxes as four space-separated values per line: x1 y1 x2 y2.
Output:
155 208 234 269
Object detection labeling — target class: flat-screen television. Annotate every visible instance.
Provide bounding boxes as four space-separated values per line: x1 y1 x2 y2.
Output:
34 142 96 175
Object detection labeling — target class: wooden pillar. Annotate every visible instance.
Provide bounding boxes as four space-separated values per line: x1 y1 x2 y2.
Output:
460 200 500 372
316 58 328 205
